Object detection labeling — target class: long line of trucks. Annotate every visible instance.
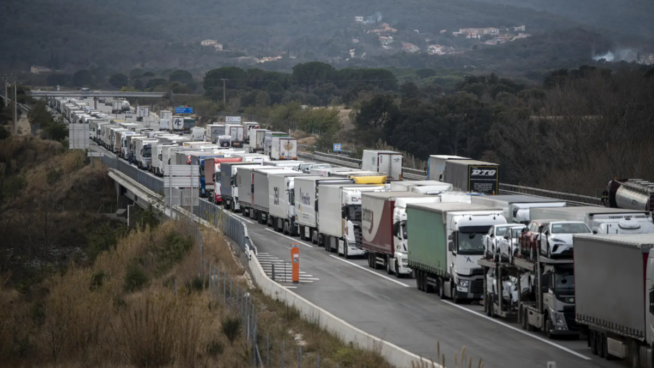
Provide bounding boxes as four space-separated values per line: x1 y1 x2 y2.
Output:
50 99 654 365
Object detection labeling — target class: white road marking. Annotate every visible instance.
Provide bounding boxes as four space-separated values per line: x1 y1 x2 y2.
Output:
442 301 592 361
264 228 313 248
235 214 254 224
285 286 297 289
328 255 410 287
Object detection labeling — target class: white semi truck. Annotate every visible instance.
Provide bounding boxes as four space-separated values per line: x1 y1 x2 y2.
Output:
249 129 269 153
220 162 262 211
427 155 470 181
294 176 355 243
237 166 284 217
318 183 387 258
268 171 307 235
251 168 293 223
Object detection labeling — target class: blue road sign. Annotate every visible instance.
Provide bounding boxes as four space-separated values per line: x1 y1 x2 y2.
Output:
333 143 342 152
174 107 193 114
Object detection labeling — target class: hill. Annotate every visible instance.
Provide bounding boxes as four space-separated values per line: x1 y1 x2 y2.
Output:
1 0 633 74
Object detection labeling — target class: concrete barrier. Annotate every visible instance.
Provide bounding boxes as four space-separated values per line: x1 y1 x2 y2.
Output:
248 255 441 368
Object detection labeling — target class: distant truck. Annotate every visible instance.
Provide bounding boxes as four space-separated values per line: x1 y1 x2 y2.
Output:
361 192 439 277
220 162 262 211
237 166 285 220
248 129 269 153
319 183 387 258
206 124 226 143
205 157 242 203
191 127 205 141
408 202 507 303
226 124 245 148
603 178 654 212
253 168 296 225
530 206 654 235
442 159 499 195
574 234 654 365
427 155 470 181
268 171 307 235
294 176 355 243
270 136 297 160
390 180 453 195
471 195 567 224
361 150 403 181
264 131 290 157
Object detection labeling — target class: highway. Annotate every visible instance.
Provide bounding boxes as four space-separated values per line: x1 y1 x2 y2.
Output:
73 97 621 368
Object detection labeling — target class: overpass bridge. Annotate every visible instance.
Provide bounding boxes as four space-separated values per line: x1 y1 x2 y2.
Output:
28 90 166 98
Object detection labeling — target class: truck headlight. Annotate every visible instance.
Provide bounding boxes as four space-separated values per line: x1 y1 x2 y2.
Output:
459 280 469 287
566 297 574 303
551 312 567 328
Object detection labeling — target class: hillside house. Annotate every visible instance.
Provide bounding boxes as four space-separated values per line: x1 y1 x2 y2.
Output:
201 39 217 46
30 65 52 74
214 43 224 51
402 42 420 53
513 25 526 32
355 16 364 23
455 27 500 38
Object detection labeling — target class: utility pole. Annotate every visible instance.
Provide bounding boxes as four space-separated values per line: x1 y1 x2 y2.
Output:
221 78 227 106
14 81 17 135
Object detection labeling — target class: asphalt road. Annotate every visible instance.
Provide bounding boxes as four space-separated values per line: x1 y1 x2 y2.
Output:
72 97 625 368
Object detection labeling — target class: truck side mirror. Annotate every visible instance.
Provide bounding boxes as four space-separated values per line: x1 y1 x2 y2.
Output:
593 230 598 234
448 241 455 252
393 222 400 236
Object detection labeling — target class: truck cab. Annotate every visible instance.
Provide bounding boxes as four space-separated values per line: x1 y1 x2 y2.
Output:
446 211 507 301
392 197 441 275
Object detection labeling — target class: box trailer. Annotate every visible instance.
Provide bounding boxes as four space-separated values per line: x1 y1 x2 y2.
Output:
270 136 297 160
361 150 403 181
294 176 355 243
442 159 499 194
390 180 453 195
237 166 285 219
268 171 307 236
574 234 654 365
253 169 297 224
361 192 429 275
319 184 387 258
427 155 470 181
264 131 290 156
471 195 567 224
221 162 262 211
249 129 269 153
408 202 506 302
205 157 242 202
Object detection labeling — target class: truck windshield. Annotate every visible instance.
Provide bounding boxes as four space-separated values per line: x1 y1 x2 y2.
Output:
551 223 591 234
143 146 152 158
345 205 361 221
289 189 295 205
553 271 575 293
200 163 205 177
457 226 489 255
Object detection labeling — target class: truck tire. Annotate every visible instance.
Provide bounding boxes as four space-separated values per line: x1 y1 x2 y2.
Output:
545 316 552 339
416 271 423 291
300 226 306 240
386 256 392 275
485 294 492 316
312 230 318 245
344 244 349 259
451 284 460 304
426 274 434 293
324 236 331 252
395 260 401 279
590 330 598 355
438 278 445 299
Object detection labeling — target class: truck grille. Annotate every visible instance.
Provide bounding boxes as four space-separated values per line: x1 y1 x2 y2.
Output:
470 279 484 294
470 268 484 276
563 306 578 331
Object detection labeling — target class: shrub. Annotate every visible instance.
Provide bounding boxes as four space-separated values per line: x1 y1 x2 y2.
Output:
89 270 105 290
221 316 241 345
206 339 224 357
123 263 149 293
155 233 193 275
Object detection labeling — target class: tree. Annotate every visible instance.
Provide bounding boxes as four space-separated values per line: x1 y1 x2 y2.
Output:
146 78 167 90
133 79 144 91
46 74 70 87
203 67 247 100
169 70 193 84
354 94 400 145
129 68 144 78
109 73 129 89
292 62 335 90
72 70 93 87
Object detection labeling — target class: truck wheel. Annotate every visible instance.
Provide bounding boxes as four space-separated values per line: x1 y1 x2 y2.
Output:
386 256 392 275
344 245 349 259
629 341 640 368
367 253 373 268
300 226 306 240
312 231 318 245
485 294 491 316
395 260 401 279
451 284 460 304
590 330 598 355
416 271 423 291
324 236 331 252
438 279 445 299
545 317 553 339
597 333 605 358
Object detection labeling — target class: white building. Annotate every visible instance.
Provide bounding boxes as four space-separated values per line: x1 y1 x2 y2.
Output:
201 39 217 46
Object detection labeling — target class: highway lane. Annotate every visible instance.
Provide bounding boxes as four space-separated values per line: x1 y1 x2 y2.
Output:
233 210 622 368
79 104 623 368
